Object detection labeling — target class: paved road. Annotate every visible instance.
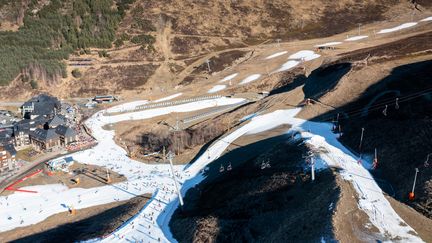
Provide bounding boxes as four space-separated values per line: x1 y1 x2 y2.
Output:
0 150 64 192
0 102 24 107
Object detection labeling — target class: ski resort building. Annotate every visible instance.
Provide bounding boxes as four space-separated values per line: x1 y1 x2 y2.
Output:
29 125 77 151
0 144 16 173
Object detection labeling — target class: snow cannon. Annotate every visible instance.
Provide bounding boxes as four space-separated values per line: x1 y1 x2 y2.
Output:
408 192 415 201
72 178 80 184
68 206 76 216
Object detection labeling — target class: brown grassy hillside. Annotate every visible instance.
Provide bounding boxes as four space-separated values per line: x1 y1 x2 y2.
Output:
1 0 426 100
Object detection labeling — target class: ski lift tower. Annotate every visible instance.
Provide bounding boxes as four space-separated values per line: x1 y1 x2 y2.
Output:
167 151 184 207
205 59 211 73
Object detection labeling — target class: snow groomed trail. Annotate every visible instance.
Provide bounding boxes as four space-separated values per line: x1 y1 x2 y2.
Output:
95 109 424 242
0 97 245 234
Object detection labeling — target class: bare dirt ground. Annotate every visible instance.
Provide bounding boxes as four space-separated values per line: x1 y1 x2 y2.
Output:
386 195 432 243
333 176 382 243
0 195 150 242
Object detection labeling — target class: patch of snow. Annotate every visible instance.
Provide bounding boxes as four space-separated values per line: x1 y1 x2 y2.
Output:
378 22 418 34
265 51 288 60
345 35 368 41
219 73 238 83
420 16 432 22
274 60 300 73
239 74 261 85
288 50 321 61
154 93 183 102
207 85 226 93
106 100 149 113
314 42 342 47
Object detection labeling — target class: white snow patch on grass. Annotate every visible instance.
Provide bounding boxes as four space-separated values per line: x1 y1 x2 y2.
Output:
239 74 261 85
265 51 288 60
345 35 368 41
154 93 183 102
378 22 418 34
314 42 342 47
420 16 432 22
219 73 238 83
274 60 300 73
207 85 227 93
288 50 321 61
106 100 149 113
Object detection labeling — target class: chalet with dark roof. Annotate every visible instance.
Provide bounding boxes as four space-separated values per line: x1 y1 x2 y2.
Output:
47 115 66 128
55 125 77 145
29 128 60 151
21 94 61 119
29 125 77 151
13 116 47 147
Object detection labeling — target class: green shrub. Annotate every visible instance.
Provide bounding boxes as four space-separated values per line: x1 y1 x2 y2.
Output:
131 34 156 45
30 80 38 89
71 69 82 78
98 50 110 58
114 39 124 48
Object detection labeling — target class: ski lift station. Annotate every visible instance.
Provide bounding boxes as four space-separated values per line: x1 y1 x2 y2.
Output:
46 156 74 172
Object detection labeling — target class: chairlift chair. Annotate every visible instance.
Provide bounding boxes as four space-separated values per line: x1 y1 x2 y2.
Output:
227 162 232 171
219 164 225 173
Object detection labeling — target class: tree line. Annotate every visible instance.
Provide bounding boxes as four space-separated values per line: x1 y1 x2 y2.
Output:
0 0 135 86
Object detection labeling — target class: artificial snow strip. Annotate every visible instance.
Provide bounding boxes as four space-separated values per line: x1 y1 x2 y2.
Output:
288 50 321 61
154 93 183 102
207 85 227 93
265 51 288 60
314 42 342 47
345 35 368 41
239 74 261 85
219 73 238 83
420 16 432 22
378 22 418 34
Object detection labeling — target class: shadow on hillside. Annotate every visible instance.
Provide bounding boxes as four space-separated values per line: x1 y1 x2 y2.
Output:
13 196 150 243
270 63 352 101
309 60 432 218
170 134 340 242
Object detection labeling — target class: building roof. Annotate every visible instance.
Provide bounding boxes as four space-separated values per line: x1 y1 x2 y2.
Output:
0 128 13 145
4 144 16 156
55 125 76 138
29 128 59 142
14 116 47 134
0 144 16 156
48 115 66 127
23 94 61 117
